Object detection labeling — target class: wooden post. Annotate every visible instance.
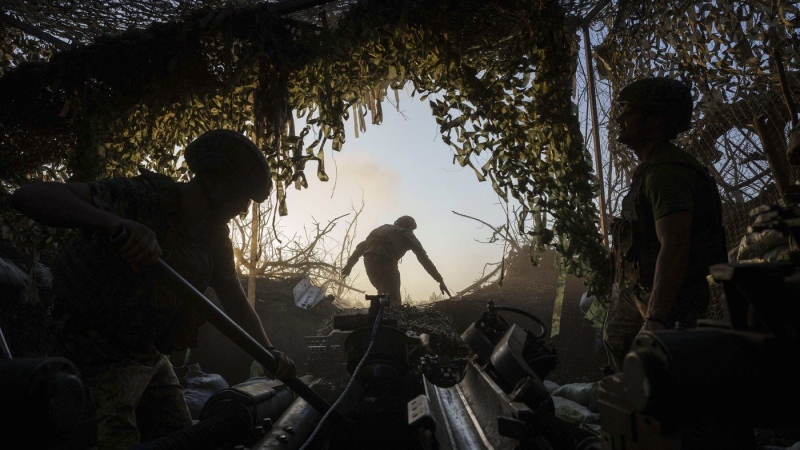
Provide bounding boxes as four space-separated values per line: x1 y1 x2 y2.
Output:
247 201 259 307
581 0 612 250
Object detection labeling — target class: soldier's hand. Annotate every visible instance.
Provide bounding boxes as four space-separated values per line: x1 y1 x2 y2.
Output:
341 266 352 278
439 282 451 297
269 348 297 381
115 220 162 270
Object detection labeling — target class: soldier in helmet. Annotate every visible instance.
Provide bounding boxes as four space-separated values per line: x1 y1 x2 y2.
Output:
603 77 728 371
341 215 451 306
10 129 296 449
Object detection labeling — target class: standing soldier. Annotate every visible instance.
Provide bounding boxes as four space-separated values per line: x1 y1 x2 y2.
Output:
603 77 728 371
341 215 451 305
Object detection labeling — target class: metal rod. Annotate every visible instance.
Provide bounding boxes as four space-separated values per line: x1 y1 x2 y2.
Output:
0 326 13 360
768 29 798 126
147 259 350 428
753 116 796 203
581 0 613 28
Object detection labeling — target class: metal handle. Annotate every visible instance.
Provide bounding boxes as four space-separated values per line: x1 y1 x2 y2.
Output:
112 228 350 427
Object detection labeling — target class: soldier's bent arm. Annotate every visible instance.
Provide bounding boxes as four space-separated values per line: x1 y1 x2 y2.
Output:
214 279 273 347
213 278 297 380
647 211 693 326
10 181 161 266
10 182 124 232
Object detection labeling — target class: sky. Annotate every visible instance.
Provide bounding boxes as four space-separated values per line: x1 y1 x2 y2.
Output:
275 87 513 304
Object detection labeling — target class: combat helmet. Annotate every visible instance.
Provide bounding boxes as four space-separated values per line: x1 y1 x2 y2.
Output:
184 129 272 202
394 215 417 230
617 77 693 139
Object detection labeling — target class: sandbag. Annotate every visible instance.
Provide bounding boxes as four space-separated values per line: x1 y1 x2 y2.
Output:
552 382 597 407
180 363 229 420
0 256 27 288
552 395 600 425
543 379 560 394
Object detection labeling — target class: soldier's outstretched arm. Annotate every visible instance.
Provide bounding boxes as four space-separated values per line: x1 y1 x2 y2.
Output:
438 281 452 297
10 181 161 266
408 240 449 296
342 240 368 277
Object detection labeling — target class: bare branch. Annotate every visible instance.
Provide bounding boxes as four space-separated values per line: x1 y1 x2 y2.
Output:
454 262 502 298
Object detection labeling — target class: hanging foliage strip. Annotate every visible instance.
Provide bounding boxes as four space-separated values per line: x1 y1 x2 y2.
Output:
595 1 800 191
287 0 609 296
0 0 609 297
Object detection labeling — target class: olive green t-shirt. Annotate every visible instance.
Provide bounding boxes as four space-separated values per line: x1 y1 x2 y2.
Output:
624 142 727 291
642 144 708 220
345 224 444 283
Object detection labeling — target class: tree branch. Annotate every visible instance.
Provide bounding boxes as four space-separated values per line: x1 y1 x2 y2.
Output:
0 13 71 50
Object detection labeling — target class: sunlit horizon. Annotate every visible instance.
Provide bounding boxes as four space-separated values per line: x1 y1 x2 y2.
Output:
270 87 512 305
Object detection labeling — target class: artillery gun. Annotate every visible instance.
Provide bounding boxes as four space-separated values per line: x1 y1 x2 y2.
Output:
2 285 602 449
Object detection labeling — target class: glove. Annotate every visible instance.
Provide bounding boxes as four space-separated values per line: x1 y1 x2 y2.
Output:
341 266 352 278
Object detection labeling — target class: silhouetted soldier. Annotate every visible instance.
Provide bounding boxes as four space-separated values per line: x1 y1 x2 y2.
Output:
341 216 451 305
10 129 295 449
603 77 728 371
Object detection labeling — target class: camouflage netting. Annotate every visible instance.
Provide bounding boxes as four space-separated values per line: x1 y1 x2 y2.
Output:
2 0 799 320
1 0 611 298
580 1 800 319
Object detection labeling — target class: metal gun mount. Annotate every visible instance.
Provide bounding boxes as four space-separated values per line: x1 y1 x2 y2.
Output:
598 201 800 450
0 353 88 449
302 298 601 450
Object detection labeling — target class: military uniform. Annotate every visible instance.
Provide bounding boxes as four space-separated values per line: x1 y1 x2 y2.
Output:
52 169 239 449
343 224 444 305
603 143 727 370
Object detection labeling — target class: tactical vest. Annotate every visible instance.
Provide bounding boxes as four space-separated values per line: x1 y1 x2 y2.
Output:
611 152 728 291
52 170 215 354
